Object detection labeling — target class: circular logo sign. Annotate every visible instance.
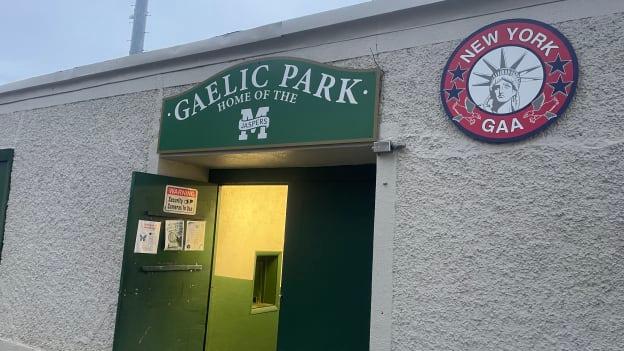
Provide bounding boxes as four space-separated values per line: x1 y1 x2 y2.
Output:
441 19 578 143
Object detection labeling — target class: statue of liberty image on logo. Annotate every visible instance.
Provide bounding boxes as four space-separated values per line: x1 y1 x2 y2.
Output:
469 47 544 115
441 19 578 143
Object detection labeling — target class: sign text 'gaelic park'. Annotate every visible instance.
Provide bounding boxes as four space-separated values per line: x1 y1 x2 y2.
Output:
159 58 380 153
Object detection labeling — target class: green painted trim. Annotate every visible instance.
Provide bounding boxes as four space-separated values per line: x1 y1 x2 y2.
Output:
0 149 14 263
157 138 376 155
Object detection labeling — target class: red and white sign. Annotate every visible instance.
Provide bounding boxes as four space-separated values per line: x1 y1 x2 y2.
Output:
163 185 198 215
441 19 578 143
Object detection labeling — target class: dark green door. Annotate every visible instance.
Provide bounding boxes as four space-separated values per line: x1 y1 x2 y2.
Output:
113 172 218 351
277 167 375 351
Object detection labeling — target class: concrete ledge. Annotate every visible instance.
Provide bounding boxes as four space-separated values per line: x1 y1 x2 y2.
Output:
0 338 44 351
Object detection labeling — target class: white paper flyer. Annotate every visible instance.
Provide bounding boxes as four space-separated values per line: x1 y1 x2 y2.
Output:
164 219 185 251
185 220 206 251
134 220 161 254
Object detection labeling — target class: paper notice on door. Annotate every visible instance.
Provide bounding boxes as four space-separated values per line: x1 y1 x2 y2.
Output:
164 220 185 251
185 220 206 251
163 185 198 215
134 220 161 254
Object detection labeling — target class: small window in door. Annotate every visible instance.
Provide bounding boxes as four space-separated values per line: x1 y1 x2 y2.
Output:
252 252 281 313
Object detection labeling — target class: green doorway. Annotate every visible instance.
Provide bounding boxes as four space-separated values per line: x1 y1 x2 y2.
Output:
113 165 375 351
204 185 288 351
209 165 376 351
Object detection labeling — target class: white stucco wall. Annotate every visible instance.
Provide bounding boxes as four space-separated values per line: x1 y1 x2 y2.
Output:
0 1 622 350
380 13 624 350
0 92 161 350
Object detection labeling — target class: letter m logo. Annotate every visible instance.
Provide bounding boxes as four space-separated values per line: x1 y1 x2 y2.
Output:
238 106 270 141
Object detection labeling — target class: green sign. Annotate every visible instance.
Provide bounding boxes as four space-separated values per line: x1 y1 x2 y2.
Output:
158 58 380 153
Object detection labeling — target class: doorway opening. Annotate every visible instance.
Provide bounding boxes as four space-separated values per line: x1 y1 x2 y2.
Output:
113 165 375 351
205 185 288 351
208 165 375 351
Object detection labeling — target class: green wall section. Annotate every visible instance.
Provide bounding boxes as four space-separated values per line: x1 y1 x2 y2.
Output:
206 276 279 351
277 173 375 351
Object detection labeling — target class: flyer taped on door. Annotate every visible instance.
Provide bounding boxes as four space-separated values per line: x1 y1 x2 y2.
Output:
164 219 184 251
134 220 161 254
185 220 206 251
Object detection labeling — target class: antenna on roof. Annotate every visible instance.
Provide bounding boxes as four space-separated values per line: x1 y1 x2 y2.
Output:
129 0 149 55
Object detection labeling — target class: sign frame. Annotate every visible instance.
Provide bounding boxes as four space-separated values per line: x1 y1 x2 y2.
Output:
158 57 382 154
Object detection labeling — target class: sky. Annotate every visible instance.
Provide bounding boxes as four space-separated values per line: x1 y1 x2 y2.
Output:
0 0 368 85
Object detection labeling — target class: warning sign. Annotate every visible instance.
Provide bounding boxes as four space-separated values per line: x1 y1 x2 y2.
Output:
163 185 198 215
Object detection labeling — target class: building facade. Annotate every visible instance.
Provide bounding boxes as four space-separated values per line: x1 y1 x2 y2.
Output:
0 0 623 350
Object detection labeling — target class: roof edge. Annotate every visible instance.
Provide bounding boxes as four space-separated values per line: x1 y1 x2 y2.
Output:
0 0 443 95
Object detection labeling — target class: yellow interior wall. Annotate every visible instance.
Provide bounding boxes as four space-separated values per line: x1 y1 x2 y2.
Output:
213 185 288 280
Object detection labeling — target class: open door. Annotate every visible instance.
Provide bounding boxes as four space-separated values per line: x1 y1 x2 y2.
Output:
113 172 218 351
